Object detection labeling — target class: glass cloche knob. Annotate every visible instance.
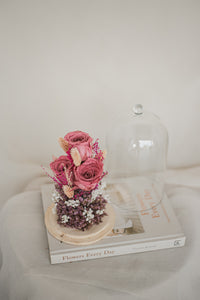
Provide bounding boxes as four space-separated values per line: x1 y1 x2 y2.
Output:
133 104 143 115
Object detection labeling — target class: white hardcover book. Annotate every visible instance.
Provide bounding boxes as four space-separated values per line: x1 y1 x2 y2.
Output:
41 183 185 264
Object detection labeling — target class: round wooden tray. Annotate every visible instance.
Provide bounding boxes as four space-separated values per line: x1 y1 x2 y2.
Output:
45 203 115 245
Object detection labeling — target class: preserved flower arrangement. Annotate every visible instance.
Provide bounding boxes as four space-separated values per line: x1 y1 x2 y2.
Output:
44 131 110 231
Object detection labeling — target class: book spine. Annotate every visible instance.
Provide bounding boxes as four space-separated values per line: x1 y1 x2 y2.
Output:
50 236 186 264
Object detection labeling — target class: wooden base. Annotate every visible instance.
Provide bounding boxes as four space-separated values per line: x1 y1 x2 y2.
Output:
45 203 115 245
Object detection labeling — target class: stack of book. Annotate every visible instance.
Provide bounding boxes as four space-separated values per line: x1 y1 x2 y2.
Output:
42 182 185 264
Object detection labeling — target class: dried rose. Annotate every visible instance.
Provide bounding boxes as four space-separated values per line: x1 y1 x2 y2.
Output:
64 131 92 148
50 155 73 185
71 144 92 166
73 158 103 191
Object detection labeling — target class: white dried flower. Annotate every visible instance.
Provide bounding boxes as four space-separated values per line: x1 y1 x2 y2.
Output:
96 209 104 215
52 190 63 203
91 189 101 201
61 215 70 223
83 208 94 223
64 199 80 208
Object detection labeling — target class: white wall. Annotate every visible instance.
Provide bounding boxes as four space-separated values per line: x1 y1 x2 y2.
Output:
0 0 200 204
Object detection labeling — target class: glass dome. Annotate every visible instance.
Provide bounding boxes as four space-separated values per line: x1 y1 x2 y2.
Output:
106 104 168 215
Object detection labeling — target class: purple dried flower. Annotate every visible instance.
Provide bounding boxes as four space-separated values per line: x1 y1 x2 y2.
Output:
54 184 108 231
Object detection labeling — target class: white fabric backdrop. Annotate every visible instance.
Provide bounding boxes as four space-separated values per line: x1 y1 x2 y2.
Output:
1 0 200 167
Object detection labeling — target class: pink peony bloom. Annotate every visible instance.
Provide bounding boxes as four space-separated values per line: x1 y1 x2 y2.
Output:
64 131 93 148
73 158 103 191
50 155 73 185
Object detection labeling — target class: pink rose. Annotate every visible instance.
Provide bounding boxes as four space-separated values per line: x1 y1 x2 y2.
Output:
50 155 73 185
71 144 92 166
73 158 103 191
50 155 72 175
64 131 93 148
76 144 92 161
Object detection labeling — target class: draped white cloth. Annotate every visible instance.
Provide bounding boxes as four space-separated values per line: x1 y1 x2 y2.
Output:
0 169 200 300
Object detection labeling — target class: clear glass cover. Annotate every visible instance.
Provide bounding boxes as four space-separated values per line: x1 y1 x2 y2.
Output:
106 104 168 214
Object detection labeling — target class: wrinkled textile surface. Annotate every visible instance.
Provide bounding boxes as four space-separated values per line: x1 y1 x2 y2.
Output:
0 170 200 300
